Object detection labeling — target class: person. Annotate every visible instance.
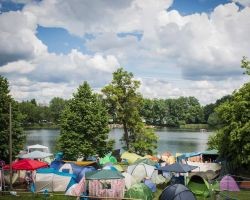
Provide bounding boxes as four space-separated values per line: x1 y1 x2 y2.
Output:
25 171 33 191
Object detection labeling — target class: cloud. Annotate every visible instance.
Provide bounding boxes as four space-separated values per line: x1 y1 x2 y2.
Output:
0 10 47 65
232 0 250 6
0 60 35 74
1 0 250 105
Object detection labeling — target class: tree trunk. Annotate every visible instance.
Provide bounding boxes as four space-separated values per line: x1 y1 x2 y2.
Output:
123 121 129 150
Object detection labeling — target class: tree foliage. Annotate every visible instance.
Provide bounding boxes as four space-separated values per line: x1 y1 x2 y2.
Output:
241 56 250 75
49 97 67 123
208 59 250 170
102 68 158 155
140 97 204 127
58 81 114 160
0 76 25 162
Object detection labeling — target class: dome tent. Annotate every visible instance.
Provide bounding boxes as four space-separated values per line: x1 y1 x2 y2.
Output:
125 183 153 200
220 175 240 191
187 174 210 197
159 184 196 200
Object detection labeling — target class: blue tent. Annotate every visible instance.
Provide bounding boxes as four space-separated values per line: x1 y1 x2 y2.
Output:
50 160 65 170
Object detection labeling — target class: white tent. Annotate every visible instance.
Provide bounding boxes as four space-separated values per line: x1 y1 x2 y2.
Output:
127 163 155 183
27 144 49 153
122 172 137 189
20 150 53 159
35 169 75 192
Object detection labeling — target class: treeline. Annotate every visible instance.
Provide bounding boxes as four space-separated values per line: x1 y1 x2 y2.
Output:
18 97 67 128
18 95 231 129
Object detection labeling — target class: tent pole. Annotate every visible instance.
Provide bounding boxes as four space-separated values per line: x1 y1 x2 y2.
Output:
9 102 13 190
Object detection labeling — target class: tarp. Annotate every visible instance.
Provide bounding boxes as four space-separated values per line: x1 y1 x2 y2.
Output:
201 149 218 155
85 170 124 180
144 179 156 192
187 174 210 197
100 153 117 165
19 150 53 159
158 162 198 173
35 168 77 192
125 183 153 200
159 184 196 200
4 159 48 170
220 175 240 191
121 152 142 164
127 163 155 183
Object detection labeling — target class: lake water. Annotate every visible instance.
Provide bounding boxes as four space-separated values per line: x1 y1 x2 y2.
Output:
25 128 214 155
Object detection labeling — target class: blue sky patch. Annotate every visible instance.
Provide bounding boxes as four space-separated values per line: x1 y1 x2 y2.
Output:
36 26 91 54
169 0 231 15
117 31 143 41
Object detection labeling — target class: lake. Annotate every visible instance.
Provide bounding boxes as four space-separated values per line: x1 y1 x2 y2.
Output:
25 128 214 155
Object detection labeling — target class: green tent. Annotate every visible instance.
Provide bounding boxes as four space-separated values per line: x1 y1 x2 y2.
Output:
85 169 124 180
125 183 153 200
187 174 210 197
100 153 117 165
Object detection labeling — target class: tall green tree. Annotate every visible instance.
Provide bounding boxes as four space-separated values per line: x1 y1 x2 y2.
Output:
58 81 114 160
102 68 158 155
208 59 250 171
0 76 25 162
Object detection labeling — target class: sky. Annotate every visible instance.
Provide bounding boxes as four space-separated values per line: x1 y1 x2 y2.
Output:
0 0 250 105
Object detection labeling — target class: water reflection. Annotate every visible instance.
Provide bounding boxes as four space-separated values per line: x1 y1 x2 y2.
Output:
26 128 214 154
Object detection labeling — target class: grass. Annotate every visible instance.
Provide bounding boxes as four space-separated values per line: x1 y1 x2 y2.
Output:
1 190 250 200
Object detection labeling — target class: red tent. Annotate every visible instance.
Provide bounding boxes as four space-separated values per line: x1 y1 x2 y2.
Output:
3 159 48 170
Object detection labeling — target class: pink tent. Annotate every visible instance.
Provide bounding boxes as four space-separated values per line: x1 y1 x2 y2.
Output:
220 175 240 191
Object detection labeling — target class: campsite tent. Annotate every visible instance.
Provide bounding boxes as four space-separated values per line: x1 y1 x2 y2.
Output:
122 172 137 189
220 175 240 191
187 174 210 197
159 184 196 200
19 150 53 159
35 168 77 192
58 162 95 182
85 169 125 198
121 152 142 164
133 158 157 166
125 183 153 200
27 144 49 153
50 160 65 171
127 163 155 183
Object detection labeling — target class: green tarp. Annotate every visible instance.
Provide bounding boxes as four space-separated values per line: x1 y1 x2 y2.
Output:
85 169 124 180
100 153 117 165
125 183 153 200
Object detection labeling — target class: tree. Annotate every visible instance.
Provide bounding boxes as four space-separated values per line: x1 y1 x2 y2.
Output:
0 76 25 162
102 68 158 155
57 81 114 160
49 97 67 123
208 59 250 171
241 56 250 75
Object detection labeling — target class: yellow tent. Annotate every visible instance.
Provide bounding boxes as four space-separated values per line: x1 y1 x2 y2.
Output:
121 152 142 164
